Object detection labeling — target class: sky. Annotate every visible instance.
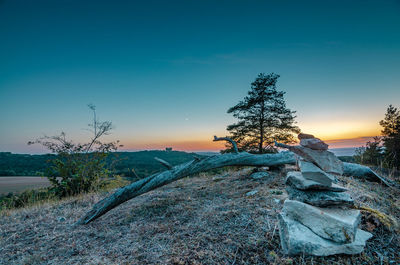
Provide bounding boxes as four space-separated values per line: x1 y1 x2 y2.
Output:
0 0 399 153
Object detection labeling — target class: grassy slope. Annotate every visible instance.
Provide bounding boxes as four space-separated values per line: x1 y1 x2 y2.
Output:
0 167 399 265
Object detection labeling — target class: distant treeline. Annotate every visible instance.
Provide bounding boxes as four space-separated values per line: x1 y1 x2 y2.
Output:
0 152 56 176
0 151 199 178
0 151 356 178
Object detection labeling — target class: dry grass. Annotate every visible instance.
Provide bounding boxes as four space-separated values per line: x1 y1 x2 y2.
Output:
0 167 399 265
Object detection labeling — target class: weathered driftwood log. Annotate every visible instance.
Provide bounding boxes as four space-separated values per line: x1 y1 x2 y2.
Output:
342 162 397 188
213 135 238 153
76 149 295 224
77 138 394 225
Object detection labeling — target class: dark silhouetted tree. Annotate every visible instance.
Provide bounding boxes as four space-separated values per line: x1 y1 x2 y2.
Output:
226 73 300 153
379 104 400 169
354 136 383 166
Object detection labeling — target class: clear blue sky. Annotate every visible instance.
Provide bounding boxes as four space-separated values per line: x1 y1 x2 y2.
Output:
1 0 399 153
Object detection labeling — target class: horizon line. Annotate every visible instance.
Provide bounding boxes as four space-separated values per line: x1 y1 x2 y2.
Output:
1 135 377 155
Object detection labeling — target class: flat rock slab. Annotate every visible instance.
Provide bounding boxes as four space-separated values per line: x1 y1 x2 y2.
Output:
291 146 344 175
246 190 258 196
299 160 335 186
300 138 328 151
283 200 361 243
250 171 269 180
278 212 372 256
286 171 347 192
286 186 354 207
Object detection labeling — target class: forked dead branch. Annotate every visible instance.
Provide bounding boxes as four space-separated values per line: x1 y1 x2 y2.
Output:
77 137 393 225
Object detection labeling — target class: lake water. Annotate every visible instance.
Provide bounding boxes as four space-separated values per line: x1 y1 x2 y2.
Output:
0 176 52 195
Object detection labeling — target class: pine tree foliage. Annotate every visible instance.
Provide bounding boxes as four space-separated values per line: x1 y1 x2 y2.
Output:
226 73 300 153
354 136 383 166
379 104 400 169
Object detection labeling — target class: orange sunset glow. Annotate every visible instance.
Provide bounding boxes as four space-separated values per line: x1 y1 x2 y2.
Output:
120 123 381 152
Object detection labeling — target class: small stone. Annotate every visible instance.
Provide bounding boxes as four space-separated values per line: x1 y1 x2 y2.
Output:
283 200 361 243
299 160 335 186
212 173 229 182
58 217 66 222
291 146 344 175
300 138 328 151
246 190 258 196
286 171 347 192
250 171 269 180
278 212 372 256
286 186 354 207
298 133 315 140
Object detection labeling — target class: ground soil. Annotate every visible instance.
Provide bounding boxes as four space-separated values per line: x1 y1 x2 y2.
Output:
0 167 399 264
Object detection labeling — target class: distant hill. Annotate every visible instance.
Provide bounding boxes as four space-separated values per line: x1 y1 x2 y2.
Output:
0 152 56 176
0 149 358 178
329 147 357 156
0 151 199 178
108 151 200 178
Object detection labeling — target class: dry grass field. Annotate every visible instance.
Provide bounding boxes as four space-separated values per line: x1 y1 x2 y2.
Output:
0 167 399 265
0 177 51 195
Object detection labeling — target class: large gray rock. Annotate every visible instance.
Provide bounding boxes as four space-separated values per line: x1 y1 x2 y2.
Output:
299 160 335 186
286 171 347 192
291 146 344 175
278 212 372 256
283 200 361 243
286 186 354 207
300 138 329 151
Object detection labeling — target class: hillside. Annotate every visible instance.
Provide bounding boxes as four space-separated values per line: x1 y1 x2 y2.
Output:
0 151 198 178
0 167 399 264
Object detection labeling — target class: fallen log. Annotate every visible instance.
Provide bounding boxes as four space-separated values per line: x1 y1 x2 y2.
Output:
342 162 398 188
77 138 395 225
76 145 295 224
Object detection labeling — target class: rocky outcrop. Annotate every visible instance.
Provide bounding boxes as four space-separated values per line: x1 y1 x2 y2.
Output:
298 160 335 186
286 171 347 192
286 186 354 207
283 200 360 243
279 212 372 256
277 133 372 256
291 146 344 175
300 138 329 150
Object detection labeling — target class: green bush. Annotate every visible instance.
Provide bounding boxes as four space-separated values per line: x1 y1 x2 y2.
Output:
45 152 111 197
28 105 121 198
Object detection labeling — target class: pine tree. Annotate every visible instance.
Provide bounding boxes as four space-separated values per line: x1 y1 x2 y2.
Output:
226 73 300 153
354 136 383 166
379 104 400 169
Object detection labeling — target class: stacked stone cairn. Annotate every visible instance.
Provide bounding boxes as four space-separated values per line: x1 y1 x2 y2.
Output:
278 133 372 256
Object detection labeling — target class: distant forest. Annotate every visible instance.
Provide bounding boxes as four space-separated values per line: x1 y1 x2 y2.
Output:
0 151 355 178
0 151 199 178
